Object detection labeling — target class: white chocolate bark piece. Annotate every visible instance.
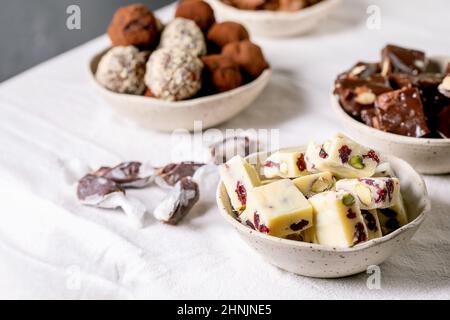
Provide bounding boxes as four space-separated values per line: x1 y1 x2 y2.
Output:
305 133 380 178
293 171 335 198
263 151 308 179
285 227 317 243
361 210 382 240
309 191 368 248
377 193 408 235
336 177 400 210
373 162 396 178
219 155 261 212
240 179 313 237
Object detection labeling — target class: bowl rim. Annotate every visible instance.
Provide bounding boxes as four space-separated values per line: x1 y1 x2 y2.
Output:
330 55 450 146
216 146 430 253
88 47 272 109
208 0 342 20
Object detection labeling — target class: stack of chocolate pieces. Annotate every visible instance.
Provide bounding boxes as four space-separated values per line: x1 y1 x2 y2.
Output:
334 44 450 138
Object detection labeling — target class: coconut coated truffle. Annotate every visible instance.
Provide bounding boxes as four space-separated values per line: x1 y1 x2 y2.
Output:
107 4 159 48
144 48 204 101
175 0 216 32
201 54 242 93
207 22 249 49
96 46 148 95
160 18 207 57
222 40 269 79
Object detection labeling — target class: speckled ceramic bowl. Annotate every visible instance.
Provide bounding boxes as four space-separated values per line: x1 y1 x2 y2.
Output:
88 48 271 132
216 146 430 278
331 56 450 174
207 0 342 38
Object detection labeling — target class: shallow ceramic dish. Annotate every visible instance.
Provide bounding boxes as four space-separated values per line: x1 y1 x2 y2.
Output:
331 56 450 174
88 48 271 132
216 146 429 278
207 0 342 38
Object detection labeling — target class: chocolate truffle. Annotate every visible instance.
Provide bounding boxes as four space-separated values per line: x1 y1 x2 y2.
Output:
96 46 148 95
175 0 216 32
229 0 265 10
222 40 269 79
107 4 159 48
160 18 207 57
279 0 309 11
207 22 249 49
202 54 242 93
144 48 203 101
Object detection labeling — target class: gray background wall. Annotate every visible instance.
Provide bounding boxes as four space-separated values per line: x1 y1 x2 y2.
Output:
0 0 172 82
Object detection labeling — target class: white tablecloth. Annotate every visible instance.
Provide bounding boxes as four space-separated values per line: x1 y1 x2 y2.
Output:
1 0 449 299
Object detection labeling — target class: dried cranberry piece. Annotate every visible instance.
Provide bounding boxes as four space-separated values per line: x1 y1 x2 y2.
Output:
359 178 375 186
362 210 377 231
264 161 279 168
290 219 309 231
259 225 270 233
245 220 256 230
235 181 247 205
319 148 328 159
363 150 380 164
338 145 352 163
254 212 260 229
376 188 387 203
385 179 394 202
353 222 368 244
296 154 307 172
346 209 357 219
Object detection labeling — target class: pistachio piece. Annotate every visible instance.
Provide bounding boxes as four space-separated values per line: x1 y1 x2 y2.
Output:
349 155 365 169
355 184 372 207
342 193 355 206
311 177 332 193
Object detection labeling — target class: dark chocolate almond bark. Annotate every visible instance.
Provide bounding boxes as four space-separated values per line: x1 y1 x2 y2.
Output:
437 105 450 138
337 62 381 81
381 44 426 76
375 87 430 137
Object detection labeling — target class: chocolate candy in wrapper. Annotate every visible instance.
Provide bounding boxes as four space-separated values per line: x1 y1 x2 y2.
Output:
77 174 124 200
334 78 392 118
381 44 426 76
375 87 430 137
209 136 258 165
93 161 155 188
153 177 200 225
156 162 205 187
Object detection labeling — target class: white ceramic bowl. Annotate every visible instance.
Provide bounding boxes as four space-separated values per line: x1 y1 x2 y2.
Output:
88 48 271 132
216 146 430 278
331 56 450 175
207 0 342 38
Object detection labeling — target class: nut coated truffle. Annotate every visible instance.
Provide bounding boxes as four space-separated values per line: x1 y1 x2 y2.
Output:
96 46 148 95
144 48 204 101
201 54 242 93
222 40 269 79
160 18 207 57
175 0 216 32
207 22 249 49
107 4 159 48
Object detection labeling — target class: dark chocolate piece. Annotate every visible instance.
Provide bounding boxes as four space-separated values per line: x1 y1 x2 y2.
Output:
375 87 430 137
381 44 426 76
437 105 450 138
360 107 378 127
153 177 200 225
337 62 381 81
156 162 205 186
334 78 392 117
77 174 124 201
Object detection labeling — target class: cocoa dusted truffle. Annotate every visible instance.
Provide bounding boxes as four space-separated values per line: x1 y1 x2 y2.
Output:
207 22 249 49
160 18 207 57
175 0 216 32
202 54 242 93
144 48 203 101
222 40 269 79
96 46 148 95
107 4 159 48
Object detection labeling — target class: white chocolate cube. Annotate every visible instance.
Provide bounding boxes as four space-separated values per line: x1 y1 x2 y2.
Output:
336 177 400 210
361 210 382 240
305 133 380 178
219 155 261 212
309 191 369 248
377 193 408 235
263 151 308 179
240 179 313 237
293 171 335 198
